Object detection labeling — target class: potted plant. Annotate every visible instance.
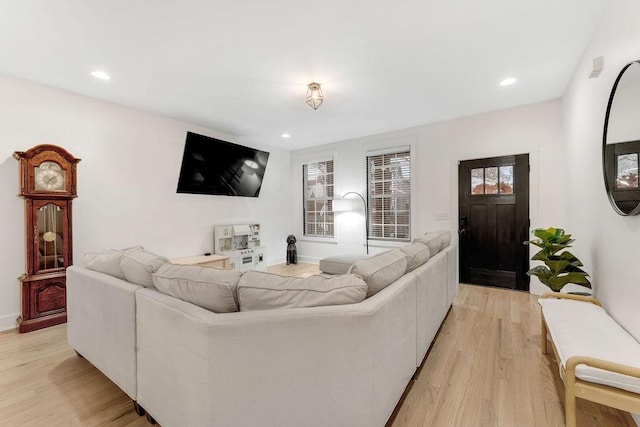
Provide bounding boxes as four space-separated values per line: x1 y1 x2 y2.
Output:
523 227 591 292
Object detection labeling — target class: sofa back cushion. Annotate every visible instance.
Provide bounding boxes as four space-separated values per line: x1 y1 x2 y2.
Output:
83 246 143 280
413 232 442 256
120 248 168 288
237 271 367 312
349 249 407 297
399 242 430 272
153 264 242 313
437 230 452 250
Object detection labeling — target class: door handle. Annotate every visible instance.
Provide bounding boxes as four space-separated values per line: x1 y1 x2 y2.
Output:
458 229 467 235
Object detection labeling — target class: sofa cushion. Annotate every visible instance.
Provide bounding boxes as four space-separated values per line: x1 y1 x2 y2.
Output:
539 298 640 394
349 249 407 297
83 246 143 280
413 232 442 256
399 242 430 272
437 230 452 250
237 271 367 312
120 248 168 287
153 264 242 313
319 254 368 275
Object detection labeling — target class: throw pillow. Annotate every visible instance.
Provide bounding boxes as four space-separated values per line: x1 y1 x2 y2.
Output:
153 264 242 313
237 271 367 312
84 246 143 280
400 242 431 272
349 249 407 297
120 248 168 287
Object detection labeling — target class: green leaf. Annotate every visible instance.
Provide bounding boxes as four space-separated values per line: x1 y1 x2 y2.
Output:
557 236 574 245
526 265 552 281
545 260 570 274
546 273 591 291
531 250 549 261
546 243 571 255
523 239 544 249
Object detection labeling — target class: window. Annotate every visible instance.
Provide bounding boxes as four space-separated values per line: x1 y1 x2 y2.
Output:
366 149 411 241
303 159 334 238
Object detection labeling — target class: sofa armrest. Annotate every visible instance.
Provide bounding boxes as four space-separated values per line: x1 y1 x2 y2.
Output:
67 266 142 399
136 274 417 427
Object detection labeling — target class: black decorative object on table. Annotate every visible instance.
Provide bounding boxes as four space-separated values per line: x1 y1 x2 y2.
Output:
286 235 298 265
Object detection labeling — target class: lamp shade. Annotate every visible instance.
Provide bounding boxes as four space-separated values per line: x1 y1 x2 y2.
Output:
332 199 354 212
333 191 369 254
333 199 365 212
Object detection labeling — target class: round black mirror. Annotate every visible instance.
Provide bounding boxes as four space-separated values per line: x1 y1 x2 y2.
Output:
603 60 640 215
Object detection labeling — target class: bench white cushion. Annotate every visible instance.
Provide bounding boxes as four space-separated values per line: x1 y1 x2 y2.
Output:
539 298 640 394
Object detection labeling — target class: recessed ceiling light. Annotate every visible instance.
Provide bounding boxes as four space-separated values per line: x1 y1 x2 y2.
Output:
281 133 291 138
500 77 517 86
91 70 111 80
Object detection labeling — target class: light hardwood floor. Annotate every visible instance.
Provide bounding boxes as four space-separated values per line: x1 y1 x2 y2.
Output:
391 284 635 427
0 281 635 426
267 262 321 277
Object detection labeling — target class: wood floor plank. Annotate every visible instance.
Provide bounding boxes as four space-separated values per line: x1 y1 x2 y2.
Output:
0 281 636 426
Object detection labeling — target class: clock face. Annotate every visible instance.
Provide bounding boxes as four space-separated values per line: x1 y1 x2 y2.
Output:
35 162 66 191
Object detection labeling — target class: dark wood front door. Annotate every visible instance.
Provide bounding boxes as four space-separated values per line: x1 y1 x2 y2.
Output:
458 154 529 291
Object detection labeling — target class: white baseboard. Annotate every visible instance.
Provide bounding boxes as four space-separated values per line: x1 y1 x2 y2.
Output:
0 313 18 332
268 256 286 266
268 256 320 266
298 256 320 264
631 413 640 426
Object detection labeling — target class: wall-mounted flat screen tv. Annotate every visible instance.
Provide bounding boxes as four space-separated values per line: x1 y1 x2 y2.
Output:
176 132 269 197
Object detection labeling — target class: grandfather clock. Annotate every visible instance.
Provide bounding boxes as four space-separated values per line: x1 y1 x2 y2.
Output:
14 144 80 333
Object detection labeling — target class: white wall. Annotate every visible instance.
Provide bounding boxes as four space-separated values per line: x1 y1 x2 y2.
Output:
0 74 291 331
563 0 640 344
291 99 566 295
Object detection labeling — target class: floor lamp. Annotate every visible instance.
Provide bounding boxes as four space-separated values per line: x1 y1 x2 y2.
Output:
333 191 369 254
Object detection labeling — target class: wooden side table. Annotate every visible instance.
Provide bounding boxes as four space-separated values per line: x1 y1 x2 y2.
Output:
170 254 230 269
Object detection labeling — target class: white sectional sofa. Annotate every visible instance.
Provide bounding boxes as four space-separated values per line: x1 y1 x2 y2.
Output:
67 266 142 401
67 231 457 426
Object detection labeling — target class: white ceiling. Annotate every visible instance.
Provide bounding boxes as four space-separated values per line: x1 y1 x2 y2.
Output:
0 0 604 150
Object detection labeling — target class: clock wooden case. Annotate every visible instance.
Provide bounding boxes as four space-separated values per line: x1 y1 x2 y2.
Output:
13 144 80 333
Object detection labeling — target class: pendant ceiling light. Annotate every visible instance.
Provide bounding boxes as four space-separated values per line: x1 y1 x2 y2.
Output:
306 82 323 110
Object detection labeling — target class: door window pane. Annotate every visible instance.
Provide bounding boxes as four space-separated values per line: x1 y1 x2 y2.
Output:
499 166 514 194
471 168 484 194
485 167 498 194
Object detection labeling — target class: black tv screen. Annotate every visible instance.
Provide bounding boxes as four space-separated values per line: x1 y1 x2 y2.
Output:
176 132 269 197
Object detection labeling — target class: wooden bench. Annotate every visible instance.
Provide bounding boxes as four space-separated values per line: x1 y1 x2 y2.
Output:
539 293 640 427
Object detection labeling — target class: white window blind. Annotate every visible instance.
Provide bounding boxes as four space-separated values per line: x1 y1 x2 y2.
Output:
303 159 335 238
366 150 411 241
